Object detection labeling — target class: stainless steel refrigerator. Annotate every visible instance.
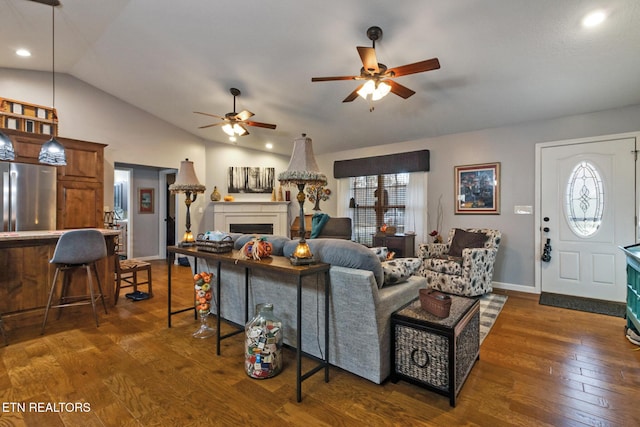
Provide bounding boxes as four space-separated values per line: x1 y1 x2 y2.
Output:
1 162 57 231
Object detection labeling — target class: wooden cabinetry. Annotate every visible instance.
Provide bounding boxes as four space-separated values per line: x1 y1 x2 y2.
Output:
373 233 416 257
621 244 640 334
0 232 118 328
3 129 106 229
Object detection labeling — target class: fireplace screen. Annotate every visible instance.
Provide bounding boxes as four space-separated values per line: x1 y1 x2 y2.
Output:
230 224 274 235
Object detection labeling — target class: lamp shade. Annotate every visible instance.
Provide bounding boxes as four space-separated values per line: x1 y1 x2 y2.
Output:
0 130 15 161
38 136 66 165
169 159 206 194
278 134 327 186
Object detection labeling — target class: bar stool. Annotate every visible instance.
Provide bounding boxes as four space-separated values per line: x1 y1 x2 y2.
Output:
114 257 152 304
41 229 108 333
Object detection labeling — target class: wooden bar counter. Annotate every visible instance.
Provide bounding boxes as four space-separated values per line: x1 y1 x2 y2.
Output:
0 229 119 328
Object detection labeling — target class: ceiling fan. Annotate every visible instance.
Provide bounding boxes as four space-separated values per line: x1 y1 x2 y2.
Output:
194 88 277 138
311 26 440 110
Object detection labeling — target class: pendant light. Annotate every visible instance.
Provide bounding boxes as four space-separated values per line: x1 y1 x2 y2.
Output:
0 130 16 161
38 3 66 166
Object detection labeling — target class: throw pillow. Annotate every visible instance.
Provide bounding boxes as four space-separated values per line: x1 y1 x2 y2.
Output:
234 235 291 256
369 246 389 261
448 229 487 257
283 238 384 288
381 257 422 286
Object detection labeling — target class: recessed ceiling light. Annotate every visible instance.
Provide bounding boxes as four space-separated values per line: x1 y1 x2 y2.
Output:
229 136 237 142
582 10 606 28
16 49 31 57
265 143 273 149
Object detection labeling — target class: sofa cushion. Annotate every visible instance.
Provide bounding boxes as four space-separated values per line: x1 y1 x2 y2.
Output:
381 257 422 286
283 238 384 287
234 235 291 256
448 228 487 257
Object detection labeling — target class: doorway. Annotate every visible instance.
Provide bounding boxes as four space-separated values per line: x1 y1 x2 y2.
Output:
113 168 132 258
535 132 638 302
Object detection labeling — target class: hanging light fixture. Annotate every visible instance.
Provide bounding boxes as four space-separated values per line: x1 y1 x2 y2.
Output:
38 2 66 166
221 122 248 137
0 130 16 161
357 79 391 101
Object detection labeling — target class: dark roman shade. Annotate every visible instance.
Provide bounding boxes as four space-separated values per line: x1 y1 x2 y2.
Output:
333 150 430 178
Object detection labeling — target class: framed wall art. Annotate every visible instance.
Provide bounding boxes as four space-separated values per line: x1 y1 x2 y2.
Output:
227 166 275 194
138 188 154 214
454 162 500 214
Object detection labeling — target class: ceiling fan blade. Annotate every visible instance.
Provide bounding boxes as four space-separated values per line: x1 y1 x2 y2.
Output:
27 0 61 5
343 85 364 103
312 76 358 82
235 110 254 121
386 80 416 99
237 124 249 136
387 58 441 78
357 46 379 74
198 123 225 129
194 111 225 119
245 121 277 130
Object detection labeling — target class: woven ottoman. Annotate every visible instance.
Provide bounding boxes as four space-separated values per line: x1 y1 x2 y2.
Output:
391 294 479 407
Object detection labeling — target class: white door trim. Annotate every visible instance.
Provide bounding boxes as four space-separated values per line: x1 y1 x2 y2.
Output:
534 131 640 295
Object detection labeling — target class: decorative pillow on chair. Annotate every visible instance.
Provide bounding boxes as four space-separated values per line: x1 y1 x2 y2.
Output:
381 258 422 286
448 229 487 257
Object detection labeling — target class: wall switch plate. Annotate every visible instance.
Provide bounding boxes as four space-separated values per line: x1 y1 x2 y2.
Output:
514 205 532 214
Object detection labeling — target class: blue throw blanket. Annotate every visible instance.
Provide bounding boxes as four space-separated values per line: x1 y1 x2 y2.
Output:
310 213 330 238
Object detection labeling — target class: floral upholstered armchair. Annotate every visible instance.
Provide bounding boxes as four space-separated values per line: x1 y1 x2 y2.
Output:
417 228 501 296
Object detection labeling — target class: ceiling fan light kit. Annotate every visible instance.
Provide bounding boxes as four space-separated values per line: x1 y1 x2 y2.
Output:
194 87 276 140
311 26 440 110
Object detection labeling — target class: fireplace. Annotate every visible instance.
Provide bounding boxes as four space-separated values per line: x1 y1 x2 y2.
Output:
230 223 274 235
212 201 290 237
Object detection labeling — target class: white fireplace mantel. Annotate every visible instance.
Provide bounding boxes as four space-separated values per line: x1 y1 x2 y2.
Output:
211 201 291 236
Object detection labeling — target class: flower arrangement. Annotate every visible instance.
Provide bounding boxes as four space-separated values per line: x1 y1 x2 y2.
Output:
306 185 331 210
429 230 443 244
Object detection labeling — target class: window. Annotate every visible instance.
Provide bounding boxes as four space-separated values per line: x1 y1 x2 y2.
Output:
351 173 408 246
565 160 604 237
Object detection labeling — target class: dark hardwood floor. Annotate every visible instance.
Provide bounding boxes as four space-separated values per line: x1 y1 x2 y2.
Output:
1 260 638 426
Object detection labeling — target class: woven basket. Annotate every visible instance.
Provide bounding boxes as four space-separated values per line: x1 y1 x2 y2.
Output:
419 289 452 318
195 235 233 253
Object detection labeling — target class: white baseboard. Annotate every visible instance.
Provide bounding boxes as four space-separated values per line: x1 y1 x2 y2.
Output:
492 281 539 294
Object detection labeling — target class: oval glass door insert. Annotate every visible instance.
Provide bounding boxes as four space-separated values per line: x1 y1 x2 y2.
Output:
565 160 604 237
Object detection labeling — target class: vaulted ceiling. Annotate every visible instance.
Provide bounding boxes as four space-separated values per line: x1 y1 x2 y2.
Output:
2 0 640 155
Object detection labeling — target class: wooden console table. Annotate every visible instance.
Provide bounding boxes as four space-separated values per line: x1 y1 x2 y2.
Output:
166 246 331 402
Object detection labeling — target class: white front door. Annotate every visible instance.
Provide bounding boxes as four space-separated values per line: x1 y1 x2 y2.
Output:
539 135 637 302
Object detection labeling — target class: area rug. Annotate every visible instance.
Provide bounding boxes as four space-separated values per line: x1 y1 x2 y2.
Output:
479 293 508 344
539 292 625 318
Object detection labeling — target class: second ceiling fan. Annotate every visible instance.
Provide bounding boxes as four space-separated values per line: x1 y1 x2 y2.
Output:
312 26 440 109
194 88 277 138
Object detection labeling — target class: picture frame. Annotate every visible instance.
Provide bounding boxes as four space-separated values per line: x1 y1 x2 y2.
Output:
454 162 500 214
138 188 154 214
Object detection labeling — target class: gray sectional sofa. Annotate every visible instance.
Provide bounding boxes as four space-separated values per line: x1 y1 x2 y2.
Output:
193 234 427 384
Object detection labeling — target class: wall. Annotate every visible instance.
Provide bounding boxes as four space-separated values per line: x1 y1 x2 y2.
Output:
317 103 640 293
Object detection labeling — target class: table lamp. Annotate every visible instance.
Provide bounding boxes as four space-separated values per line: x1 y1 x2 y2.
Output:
278 134 327 265
169 158 206 246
